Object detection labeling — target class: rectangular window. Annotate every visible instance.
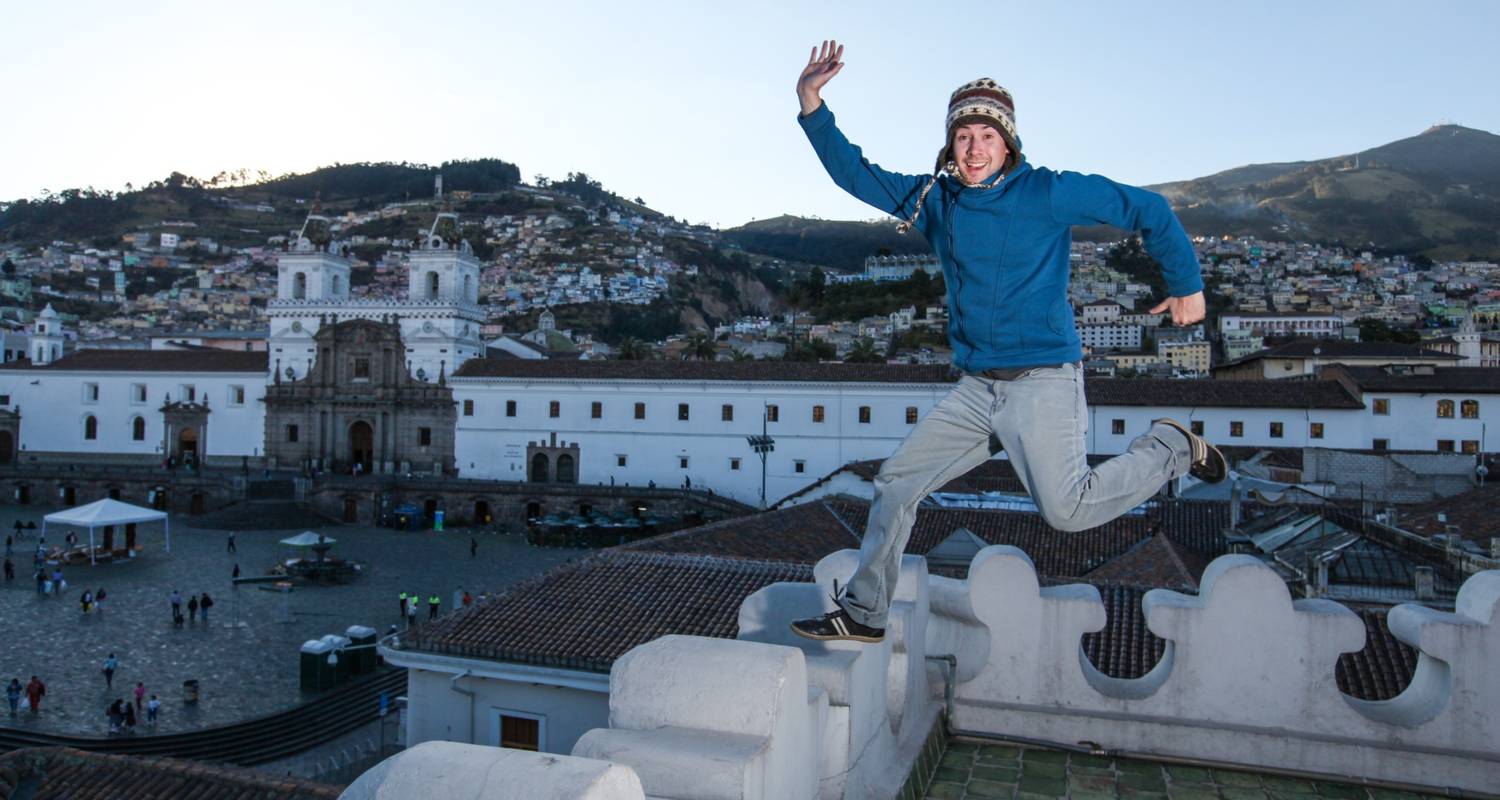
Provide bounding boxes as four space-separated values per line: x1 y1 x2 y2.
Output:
766 404 779 423
634 402 646 420
230 385 245 405
1191 420 1204 436
812 405 825 423
730 457 741 471
858 406 871 424
287 424 299 443
0 394 8 406
84 383 100 403
1462 440 1479 455
722 404 733 422
506 400 517 417
1373 438 1388 451
679 456 689 469
678 403 690 421
131 384 147 404
352 357 370 380
906 406 918 424
1437 439 1455 453
1230 421 1244 438
1310 422 1324 439
1437 400 1454 419
498 714 541 752
591 401 602 419
616 454 627 467
179 385 196 403
1270 422 1284 438
1462 400 1479 419
419 427 432 447
794 460 806 473
1372 398 1390 415
463 399 474 416
1111 419 1125 435
549 400 560 418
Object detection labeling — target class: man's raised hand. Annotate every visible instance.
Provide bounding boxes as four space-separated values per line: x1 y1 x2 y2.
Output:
1148 291 1207 327
798 40 844 117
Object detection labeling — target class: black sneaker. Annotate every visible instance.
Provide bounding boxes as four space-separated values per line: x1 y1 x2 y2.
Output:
1158 419 1228 484
790 606 884 643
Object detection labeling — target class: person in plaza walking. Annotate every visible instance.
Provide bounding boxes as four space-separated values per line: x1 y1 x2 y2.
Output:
146 694 161 725
405 599 417 629
199 592 214 623
102 653 118 688
427 593 440 621
170 589 182 621
4 557 14 582
123 700 137 733
227 531 237 554
79 589 93 615
25 676 45 713
187 594 199 623
232 563 241 581
95 586 106 613
5 678 20 715
788 41 1226 644
470 537 478 558
107 699 124 734
134 681 146 712
399 591 408 619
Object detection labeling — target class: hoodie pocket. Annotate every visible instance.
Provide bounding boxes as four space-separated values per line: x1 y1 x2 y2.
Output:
1046 297 1074 335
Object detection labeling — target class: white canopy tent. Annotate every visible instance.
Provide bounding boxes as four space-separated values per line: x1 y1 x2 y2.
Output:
42 498 170 565
279 531 335 547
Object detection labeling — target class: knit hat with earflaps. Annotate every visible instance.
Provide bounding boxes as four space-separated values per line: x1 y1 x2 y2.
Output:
896 78 1023 234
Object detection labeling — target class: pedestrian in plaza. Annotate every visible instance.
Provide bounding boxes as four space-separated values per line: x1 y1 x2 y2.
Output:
405 601 417 629
107 699 124 734
788 42 1225 644
187 594 199 623
398 591 408 619
102 653 118 688
470 537 478 558
462 590 472 607
80 589 93 615
5 678 20 715
11 521 21 541
232 563 241 580
123 700 137 733
4 534 12 557
199 592 213 623
34 569 45 594
25 676 45 713
134 681 146 712
146 694 161 724
452 587 463 612
227 531 236 554
3 557 13 582
170 589 182 621
51 568 65 594
95 586 106 613
427 593 440 621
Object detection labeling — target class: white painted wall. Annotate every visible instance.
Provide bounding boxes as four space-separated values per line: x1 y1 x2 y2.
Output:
401 664 609 755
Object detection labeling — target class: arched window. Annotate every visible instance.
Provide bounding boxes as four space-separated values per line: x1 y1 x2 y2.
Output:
1437 399 1455 419
426 271 440 300
84 415 98 441
131 416 146 441
331 275 343 296
1461 400 1479 419
556 453 576 484
530 453 549 483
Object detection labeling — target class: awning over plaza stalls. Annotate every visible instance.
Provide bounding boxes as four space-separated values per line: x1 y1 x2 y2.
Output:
42 498 170 565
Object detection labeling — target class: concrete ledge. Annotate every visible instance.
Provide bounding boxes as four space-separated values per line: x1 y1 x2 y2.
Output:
340 741 644 800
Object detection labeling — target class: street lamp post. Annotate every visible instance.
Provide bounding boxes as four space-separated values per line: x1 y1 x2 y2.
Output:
745 407 776 510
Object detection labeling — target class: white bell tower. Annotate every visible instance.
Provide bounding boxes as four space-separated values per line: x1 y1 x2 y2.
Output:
31 303 65 365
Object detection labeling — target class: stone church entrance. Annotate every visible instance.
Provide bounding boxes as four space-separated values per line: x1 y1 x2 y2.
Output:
349 421 374 473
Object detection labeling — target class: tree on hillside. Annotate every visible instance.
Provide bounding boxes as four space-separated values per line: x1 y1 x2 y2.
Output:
684 332 717 360
617 337 653 360
845 337 884 363
1 259 14 276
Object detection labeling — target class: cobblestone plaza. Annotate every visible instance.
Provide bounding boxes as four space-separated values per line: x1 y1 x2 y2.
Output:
0 502 578 736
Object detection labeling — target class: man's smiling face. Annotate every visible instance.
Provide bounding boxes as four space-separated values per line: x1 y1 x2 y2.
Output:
951 123 1008 184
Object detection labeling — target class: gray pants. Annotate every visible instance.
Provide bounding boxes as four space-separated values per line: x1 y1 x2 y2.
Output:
840 364 1192 628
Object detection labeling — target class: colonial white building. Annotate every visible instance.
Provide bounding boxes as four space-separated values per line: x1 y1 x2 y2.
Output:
1219 312 1343 338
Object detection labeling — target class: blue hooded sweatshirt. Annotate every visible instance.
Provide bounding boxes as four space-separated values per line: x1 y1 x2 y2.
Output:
799 103 1204 372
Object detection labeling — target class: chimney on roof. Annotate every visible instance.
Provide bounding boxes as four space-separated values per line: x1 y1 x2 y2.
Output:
1414 566 1436 601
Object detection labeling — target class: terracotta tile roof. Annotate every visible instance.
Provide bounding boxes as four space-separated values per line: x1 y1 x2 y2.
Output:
1332 365 1500 394
404 551 813 671
0 349 268 373
0 747 341 799
1218 339 1460 369
1394 482 1500 544
1084 533 1209 590
1083 377 1363 409
452 359 958 383
823 500 1151 578
1337 609 1419 701
625 501 860 563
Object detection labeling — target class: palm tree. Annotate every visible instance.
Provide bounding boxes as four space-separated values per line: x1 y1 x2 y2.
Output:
846 337 884 363
617 337 651 360
682 332 716 360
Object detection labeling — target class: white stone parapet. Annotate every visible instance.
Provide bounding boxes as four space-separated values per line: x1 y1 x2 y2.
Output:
339 741 644 800
347 548 1500 798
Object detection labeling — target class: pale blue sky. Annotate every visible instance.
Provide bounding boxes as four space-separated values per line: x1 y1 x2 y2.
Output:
3 0 1497 228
